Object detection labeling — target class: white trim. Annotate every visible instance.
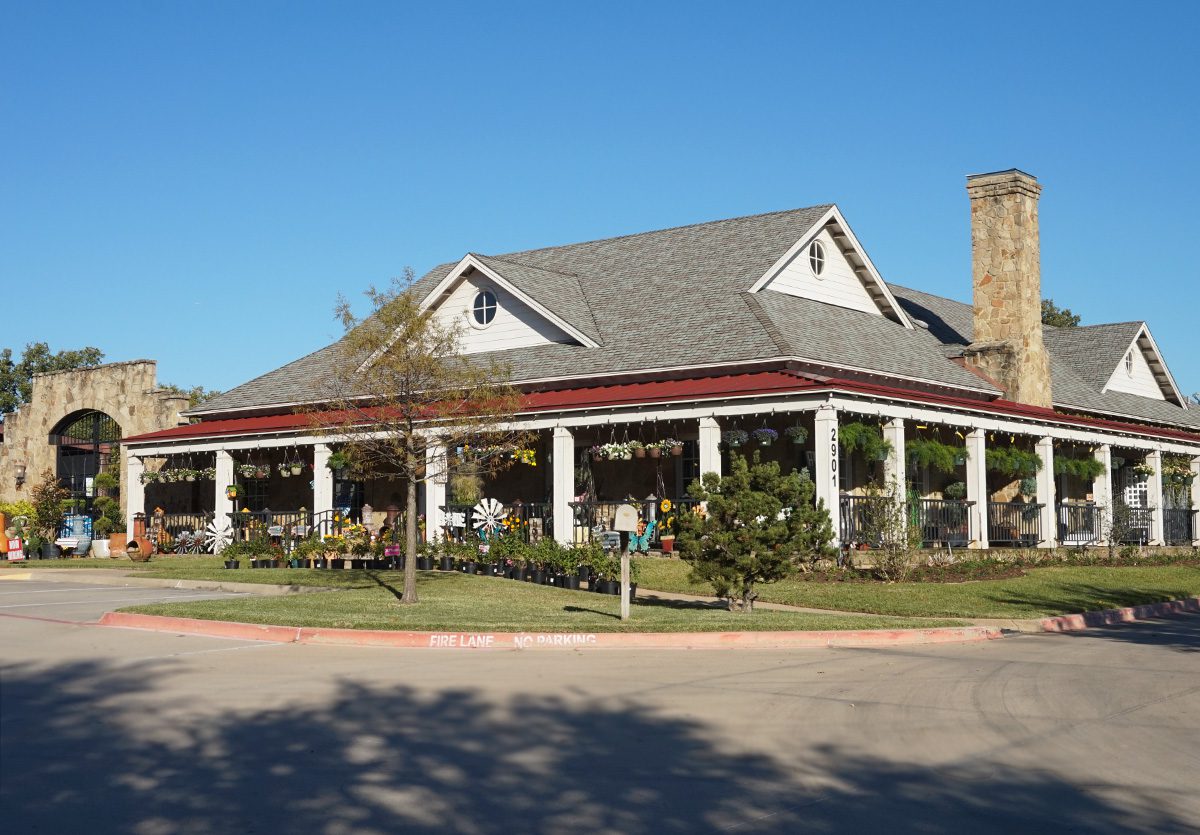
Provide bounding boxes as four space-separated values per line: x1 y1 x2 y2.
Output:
1100 324 1186 407
417 254 599 349
748 206 914 329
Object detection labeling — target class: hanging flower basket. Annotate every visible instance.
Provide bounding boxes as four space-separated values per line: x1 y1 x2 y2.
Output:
784 425 809 445
751 428 778 447
648 444 662 459
290 464 303 476
722 430 749 448
236 464 259 478
226 485 243 500
629 441 646 458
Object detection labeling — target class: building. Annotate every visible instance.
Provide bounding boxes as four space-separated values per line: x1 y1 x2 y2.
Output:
122 170 1200 551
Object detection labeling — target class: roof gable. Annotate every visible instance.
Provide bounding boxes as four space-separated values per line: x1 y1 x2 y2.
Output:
1101 324 1186 406
749 206 912 328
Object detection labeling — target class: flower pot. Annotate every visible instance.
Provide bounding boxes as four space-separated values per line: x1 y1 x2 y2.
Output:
417 556 434 570
224 559 240 569
291 466 303 476
289 558 305 569
757 439 772 447
462 560 477 575
92 539 110 558
633 447 646 458
40 541 61 559
530 569 546 585
315 557 329 569
670 445 683 456
565 575 580 590
659 536 675 554
648 447 662 458
439 556 455 572
577 564 591 580
108 533 127 557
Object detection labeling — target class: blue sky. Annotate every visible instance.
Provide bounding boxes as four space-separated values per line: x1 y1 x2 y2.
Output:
2 1 1197 401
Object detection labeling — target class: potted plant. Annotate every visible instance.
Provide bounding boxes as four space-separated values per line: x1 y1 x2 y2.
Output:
784 425 809 445
943 481 968 500
751 428 778 447
326 450 352 473
236 463 258 478
30 470 69 559
1131 462 1156 478
226 484 244 501
665 438 684 456
628 440 646 458
658 501 677 553
722 429 749 449
290 462 304 476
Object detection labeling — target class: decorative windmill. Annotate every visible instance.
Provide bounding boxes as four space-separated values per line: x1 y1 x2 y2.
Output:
203 520 233 554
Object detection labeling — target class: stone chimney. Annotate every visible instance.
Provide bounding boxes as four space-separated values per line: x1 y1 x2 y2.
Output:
962 169 1053 407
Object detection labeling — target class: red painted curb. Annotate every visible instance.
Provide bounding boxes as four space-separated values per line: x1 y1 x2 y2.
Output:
1038 597 1200 632
97 611 1002 650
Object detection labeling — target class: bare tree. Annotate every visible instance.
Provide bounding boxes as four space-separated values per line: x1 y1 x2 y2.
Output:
305 272 529 604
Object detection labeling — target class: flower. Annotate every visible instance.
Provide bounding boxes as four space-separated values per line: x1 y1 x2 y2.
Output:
660 499 672 512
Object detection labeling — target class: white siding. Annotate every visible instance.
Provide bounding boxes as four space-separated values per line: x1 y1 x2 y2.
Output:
761 227 882 315
431 274 574 354
1105 343 1166 400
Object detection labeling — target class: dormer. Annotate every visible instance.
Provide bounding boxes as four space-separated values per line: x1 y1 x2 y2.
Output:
749 206 912 327
418 254 601 355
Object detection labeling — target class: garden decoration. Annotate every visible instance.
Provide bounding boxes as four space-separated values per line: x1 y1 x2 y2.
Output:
627 518 656 554
471 498 506 538
225 484 243 500
203 520 233 554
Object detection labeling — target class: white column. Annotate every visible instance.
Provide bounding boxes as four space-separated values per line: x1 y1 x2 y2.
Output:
883 418 906 539
1190 457 1200 547
125 457 145 538
698 416 722 480
813 406 840 547
552 427 574 545
1146 449 1164 545
1092 445 1112 545
1035 437 1056 548
214 449 234 526
966 429 989 549
312 444 333 513
424 441 448 543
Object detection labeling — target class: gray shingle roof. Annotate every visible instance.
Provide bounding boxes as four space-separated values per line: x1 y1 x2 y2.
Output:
190 208 1198 433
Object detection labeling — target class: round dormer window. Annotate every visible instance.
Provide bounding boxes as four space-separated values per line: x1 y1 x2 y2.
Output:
808 241 826 277
471 289 497 327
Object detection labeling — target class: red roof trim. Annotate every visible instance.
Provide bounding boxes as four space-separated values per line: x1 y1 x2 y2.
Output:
123 371 1200 446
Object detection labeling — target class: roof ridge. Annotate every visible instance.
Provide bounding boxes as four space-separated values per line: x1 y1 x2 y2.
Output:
477 253 581 278
740 292 793 355
494 204 835 260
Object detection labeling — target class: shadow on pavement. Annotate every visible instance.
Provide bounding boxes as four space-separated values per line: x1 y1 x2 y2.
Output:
2 657 1195 833
1050 612 1200 653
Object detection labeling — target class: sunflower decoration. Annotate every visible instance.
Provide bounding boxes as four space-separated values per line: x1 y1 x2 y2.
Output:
660 499 672 513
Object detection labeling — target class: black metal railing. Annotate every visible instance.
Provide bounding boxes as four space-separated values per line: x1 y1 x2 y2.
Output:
569 499 691 546
228 509 322 553
1116 505 1154 545
910 499 973 547
1056 502 1102 546
151 512 215 553
1164 508 1196 545
987 502 1043 546
838 496 889 546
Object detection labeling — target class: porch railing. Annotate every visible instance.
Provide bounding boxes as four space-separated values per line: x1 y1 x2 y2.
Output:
153 512 215 553
838 496 888 546
228 509 321 552
910 499 973 547
1164 508 1196 545
569 499 695 546
987 502 1043 546
1056 503 1102 546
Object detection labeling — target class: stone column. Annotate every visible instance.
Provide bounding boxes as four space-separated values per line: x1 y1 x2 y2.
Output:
813 406 840 547
552 427 575 546
965 430 989 549
423 441 448 544
1190 457 1200 547
125 456 145 539
698 417 722 480
1035 437 1056 548
214 450 234 528
312 444 333 513
1092 445 1112 545
1146 450 1164 545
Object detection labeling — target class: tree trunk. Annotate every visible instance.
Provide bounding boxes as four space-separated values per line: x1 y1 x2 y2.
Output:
402 469 419 604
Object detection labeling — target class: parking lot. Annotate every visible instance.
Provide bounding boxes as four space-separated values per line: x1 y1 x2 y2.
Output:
2 576 1198 834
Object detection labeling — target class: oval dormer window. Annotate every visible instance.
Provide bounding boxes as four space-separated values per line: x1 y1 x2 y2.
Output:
1125 350 1134 376
471 289 497 327
808 241 826 277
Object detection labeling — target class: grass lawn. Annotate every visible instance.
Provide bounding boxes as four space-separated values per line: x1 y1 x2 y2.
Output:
116 568 964 632
634 558 1200 619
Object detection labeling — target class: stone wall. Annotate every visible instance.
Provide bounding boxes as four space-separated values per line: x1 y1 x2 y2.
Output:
0 360 189 517
965 169 1053 408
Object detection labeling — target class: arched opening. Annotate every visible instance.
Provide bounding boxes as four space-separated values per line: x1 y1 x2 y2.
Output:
49 410 122 513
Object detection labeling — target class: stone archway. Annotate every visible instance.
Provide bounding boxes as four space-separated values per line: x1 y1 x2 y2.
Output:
49 410 122 513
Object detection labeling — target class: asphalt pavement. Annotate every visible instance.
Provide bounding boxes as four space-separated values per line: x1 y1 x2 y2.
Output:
1 578 1198 834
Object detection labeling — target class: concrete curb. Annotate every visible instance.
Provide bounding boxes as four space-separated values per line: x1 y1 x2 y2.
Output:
1038 597 1200 632
96 612 1004 650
